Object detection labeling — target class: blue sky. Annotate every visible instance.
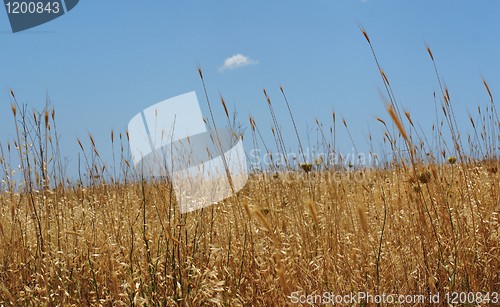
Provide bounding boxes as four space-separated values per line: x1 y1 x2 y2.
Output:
1 1 499 176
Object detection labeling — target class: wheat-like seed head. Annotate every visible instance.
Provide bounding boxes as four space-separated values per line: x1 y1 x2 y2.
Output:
387 104 408 142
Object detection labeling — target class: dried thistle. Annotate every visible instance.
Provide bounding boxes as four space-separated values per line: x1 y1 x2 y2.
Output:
418 170 431 184
305 199 318 226
300 163 312 173
447 156 457 164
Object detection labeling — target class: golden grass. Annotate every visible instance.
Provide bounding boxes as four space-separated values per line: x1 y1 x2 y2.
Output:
0 162 498 305
1 30 499 305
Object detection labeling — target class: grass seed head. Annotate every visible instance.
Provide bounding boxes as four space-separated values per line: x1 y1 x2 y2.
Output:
300 163 312 173
387 104 408 141
357 205 369 234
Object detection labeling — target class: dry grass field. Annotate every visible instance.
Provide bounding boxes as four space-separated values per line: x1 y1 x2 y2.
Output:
0 33 499 305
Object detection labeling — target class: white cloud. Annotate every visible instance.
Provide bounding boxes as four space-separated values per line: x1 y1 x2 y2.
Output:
219 54 258 71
